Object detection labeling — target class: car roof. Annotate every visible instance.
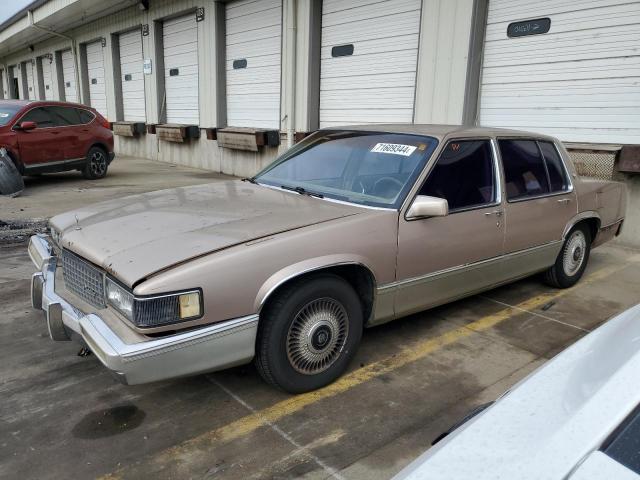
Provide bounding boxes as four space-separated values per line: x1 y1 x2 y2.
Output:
0 99 92 109
394 303 640 480
322 124 559 141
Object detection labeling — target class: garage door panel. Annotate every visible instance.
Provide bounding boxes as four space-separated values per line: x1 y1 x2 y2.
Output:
226 37 280 59
226 0 281 128
86 41 107 117
322 11 420 45
322 0 420 27
61 50 78 103
319 0 420 128
487 0 640 26
25 63 35 100
41 59 54 100
480 0 640 143
119 29 145 122
163 13 199 124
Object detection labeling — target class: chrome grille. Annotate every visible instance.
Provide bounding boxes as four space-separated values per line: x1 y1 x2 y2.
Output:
61 249 106 308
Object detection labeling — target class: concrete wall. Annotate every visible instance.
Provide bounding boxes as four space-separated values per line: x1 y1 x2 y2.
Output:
616 174 640 249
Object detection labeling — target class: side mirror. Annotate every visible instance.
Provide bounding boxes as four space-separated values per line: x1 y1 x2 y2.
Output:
19 121 37 131
406 195 449 219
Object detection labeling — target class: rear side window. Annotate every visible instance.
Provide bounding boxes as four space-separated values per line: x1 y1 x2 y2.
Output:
419 140 495 211
48 106 81 126
539 141 569 192
499 139 550 200
20 107 56 128
77 109 94 124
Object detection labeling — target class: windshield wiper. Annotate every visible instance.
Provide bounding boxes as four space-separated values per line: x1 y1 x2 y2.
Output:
241 177 258 184
280 184 324 198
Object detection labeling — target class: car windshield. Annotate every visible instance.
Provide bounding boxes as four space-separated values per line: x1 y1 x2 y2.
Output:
0 104 22 126
254 131 439 208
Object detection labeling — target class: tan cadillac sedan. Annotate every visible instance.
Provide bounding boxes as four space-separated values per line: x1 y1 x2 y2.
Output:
28 125 626 393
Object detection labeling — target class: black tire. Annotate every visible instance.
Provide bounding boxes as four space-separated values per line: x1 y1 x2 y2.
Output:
255 274 363 393
544 223 591 288
82 146 109 180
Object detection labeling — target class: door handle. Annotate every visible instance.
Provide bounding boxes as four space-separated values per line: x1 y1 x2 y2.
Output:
557 198 571 204
485 210 503 217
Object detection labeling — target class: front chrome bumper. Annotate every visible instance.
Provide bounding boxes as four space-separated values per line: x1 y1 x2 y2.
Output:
28 234 258 385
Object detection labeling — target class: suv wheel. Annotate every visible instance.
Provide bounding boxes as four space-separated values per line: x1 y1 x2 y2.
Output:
544 223 591 288
255 274 363 393
82 146 109 180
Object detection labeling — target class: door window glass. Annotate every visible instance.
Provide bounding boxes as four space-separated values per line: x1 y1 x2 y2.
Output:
77 109 95 125
419 140 495 211
499 139 549 200
48 106 81 126
20 107 56 128
539 141 569 192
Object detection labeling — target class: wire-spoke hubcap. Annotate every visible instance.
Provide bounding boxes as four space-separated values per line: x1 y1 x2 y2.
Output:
286 297 349 375
563 230 587 276
90 151 107 176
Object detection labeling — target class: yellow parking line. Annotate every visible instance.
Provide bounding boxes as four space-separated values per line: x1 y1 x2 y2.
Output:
102 256 639 479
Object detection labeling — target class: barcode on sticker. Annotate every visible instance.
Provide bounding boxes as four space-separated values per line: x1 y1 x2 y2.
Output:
371 143 417 156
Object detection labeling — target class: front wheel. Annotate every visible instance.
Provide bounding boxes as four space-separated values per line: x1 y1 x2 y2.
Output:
82 146 109 180
255 274 363 393
544 224 591 288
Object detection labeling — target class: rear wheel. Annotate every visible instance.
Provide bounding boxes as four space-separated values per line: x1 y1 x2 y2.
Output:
82 146 109 180
255 274 363 393
544 223 591 288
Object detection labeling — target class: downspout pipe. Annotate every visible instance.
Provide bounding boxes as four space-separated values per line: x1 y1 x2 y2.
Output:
286 0 297 148
27 9 81 102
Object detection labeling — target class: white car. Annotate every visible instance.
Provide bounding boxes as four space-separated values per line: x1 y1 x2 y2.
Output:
394 304 640 480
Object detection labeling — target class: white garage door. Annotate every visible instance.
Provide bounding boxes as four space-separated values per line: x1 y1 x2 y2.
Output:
61 50 78 103
319 0 421 128
225 0 281 129
163 13 199 125
480 0 640 144
86 41 107 117
41 57 54 100
119 29 146 122
25 62 35 100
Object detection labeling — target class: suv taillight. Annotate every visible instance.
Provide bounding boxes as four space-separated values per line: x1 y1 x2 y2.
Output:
95 112 110 130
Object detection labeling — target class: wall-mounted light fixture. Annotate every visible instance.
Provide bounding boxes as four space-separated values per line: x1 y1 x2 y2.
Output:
28 44 35 52
138 0 149 11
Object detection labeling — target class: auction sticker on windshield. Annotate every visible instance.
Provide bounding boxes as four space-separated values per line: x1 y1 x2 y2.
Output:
371 143 417 156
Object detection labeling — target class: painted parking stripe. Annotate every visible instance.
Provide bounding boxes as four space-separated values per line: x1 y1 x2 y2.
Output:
102 256 640 479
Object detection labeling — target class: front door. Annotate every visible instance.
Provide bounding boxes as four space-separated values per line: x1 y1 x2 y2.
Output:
498 138 577 278
15 107 62 166
394 139 506 318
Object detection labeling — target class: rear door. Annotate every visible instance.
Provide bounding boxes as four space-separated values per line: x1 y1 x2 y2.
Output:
15 107 62 165
498 138 577 277
47 106 83 160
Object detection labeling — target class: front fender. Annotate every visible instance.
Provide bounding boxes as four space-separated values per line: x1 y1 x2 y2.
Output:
254 254 377 313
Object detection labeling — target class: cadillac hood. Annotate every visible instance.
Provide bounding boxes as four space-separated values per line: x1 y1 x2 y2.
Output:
50 181 364 286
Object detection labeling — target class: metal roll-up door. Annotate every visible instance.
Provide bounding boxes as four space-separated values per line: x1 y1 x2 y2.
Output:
61 50 78 103
119 29 146 122
480 0 640 144
163 13 199 125
86 40 107 117
319 0 422 128
25 62 35 100
41 57 54 100
225 0 281 129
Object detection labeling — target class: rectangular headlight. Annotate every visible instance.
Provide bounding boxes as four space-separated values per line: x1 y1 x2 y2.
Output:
105 278 134 321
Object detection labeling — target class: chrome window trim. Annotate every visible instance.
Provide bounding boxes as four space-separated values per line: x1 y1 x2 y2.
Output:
12 105 96 130
403 137 503 221
377 240 563 292
495 136 574 203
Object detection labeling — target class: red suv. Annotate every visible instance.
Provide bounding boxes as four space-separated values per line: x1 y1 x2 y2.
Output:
0 100 114 179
